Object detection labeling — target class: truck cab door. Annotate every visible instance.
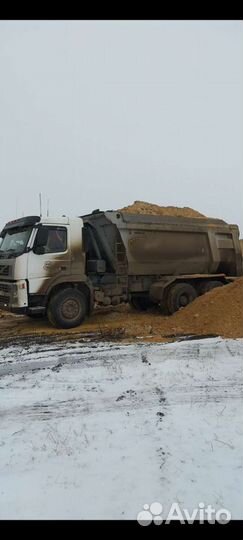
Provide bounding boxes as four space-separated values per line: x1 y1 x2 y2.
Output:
27 225 71 296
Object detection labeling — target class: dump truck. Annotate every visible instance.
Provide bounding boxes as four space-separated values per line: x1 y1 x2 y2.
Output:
0 211 242 328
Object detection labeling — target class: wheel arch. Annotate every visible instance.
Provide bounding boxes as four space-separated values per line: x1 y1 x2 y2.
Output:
46 280 93 313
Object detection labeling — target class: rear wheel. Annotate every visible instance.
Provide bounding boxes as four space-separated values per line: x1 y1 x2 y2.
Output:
199 280 223 295
166 282 197 314
47 288 87 328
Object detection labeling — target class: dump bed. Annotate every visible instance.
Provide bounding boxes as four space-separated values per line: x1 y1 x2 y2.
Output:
82 211 243 277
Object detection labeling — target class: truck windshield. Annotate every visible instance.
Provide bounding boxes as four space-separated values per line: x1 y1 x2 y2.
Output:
0 227 32 258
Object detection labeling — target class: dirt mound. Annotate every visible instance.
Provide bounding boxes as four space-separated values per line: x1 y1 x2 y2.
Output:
120 278 243 340
119 200 205 218
161 277 243 339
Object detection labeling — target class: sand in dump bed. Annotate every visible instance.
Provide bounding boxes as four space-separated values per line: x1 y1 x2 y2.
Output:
119 200 205 218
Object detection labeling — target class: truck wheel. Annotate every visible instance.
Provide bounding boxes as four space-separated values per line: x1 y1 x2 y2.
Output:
199 280 223 295
167 282 197 314
47 288 87 329
130 296 153 311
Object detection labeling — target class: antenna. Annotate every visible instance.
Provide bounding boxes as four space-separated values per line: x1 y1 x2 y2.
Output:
47 198 50 217
39 193 42 218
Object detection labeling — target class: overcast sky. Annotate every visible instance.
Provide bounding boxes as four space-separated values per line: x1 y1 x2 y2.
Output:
0 20 242 234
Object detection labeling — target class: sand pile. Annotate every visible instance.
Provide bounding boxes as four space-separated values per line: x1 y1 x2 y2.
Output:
119 200 205 218
120 278 243 340
159 277 243 339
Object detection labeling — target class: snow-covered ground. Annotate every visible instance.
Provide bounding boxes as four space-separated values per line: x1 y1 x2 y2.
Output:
0 337 242 520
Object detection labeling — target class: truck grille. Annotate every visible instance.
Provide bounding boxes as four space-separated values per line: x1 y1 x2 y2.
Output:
0 283 10 294
0 295 9 305
0 265 10 276
0 282 11 306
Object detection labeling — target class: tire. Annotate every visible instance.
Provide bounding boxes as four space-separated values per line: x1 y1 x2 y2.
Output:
167 282 197 314
47 288 87 329
199 280 223 295
129 296 153 311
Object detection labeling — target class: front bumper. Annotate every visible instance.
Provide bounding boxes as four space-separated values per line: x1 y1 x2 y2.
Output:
0 280 28 311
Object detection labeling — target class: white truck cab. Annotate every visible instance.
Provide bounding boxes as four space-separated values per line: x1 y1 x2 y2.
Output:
0 215 92 327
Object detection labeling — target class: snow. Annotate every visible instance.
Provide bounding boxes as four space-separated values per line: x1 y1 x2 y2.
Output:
0 337 242 520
